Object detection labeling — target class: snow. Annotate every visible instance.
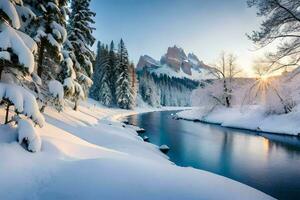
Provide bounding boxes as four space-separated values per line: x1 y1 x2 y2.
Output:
137 46 214 81
47 2 60 12
52 29 61 40
34 28 47 43
0 100 274 200
151 64 212 81
181 73 300 136
176 105 300 136
31 73 42 86
63 77 74 91
15 4 36 26
0 51 11 61
159 144 169 149
77 72 93 87
50 21 67 42
0 23 35 73
84 57 93 75
18 119 41 152
47 34 62 51
0 83 45 127
48 80 64 102
0 0 20 28
63 78 85 99
74 81 85 99
16 29 38 53
64 57 76 78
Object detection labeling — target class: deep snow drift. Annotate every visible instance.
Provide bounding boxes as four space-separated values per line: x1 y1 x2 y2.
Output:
0 100 274 200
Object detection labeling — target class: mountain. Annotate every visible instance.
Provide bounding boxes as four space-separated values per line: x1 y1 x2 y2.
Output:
137 45 212 81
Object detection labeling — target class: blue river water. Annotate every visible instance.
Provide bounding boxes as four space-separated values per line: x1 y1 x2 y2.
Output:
125 110 300 200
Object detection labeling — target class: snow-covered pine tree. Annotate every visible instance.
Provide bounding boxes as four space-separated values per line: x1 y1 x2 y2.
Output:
108 41 117 105
138 69 160 107
90 42 113 106
23 0 68 78
64 0 96 110
115 39 134 109
0 0 45 152
21 0 68 111
98 45 113 106
129 62 138 107
89 41 103 100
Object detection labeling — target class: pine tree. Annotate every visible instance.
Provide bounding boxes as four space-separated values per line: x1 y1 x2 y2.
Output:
21 0 68 112
138 70 160 107
64 0 96 110
89 41 103 100
23 0 68 78
0 0 44 127
129 62 138 107
115 39 133 109
98 46 113 106
108 41 117 105
90 43 113 106
98 57 113 106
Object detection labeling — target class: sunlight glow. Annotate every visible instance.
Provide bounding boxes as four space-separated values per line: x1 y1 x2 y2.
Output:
260 75 270 82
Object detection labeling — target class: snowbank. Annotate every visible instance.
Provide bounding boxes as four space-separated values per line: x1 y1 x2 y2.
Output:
0 100 274 200
177 105 300 136
18 119 41 152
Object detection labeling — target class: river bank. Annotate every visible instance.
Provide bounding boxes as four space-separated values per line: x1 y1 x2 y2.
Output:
176 106 300 136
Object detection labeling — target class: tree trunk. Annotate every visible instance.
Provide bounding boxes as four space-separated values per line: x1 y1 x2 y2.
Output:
0 63 3 80
5 104 10 124
223 79 230 107
40 105 46 113
73 100 78 111
225 96 230 108
37 40 45 77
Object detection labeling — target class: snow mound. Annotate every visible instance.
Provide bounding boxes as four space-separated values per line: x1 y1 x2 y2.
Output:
18 119 41 152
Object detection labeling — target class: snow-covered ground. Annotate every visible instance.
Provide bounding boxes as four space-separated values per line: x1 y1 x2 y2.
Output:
0 99 274 200
177 105 300 136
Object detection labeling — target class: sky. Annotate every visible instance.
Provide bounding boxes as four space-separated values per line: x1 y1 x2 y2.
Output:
90 0 264 76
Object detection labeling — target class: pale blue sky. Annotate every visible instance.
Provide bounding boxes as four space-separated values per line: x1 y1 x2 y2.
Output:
91 0 262 75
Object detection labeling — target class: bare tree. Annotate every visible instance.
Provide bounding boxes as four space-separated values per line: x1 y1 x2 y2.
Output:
252 58 272 77
208 52 241 107
247 0 300 73
241 59 295 114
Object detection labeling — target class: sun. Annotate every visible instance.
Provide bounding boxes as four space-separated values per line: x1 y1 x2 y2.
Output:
260 74 269 81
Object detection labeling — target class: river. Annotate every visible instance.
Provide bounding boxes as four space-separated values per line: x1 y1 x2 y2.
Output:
125 110 300 200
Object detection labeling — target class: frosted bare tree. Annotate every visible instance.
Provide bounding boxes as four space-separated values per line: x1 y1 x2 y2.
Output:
252 58 272 77
248 0 300 73
208 52 241 107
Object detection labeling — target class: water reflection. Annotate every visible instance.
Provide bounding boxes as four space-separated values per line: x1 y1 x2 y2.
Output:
126 111 300 200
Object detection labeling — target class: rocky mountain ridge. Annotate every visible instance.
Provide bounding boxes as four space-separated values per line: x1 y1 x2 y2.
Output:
137 46 212 80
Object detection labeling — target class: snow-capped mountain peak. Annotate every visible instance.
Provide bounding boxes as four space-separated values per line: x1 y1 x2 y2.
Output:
136 55 160 71
188 53 201 66
137 46 212 80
